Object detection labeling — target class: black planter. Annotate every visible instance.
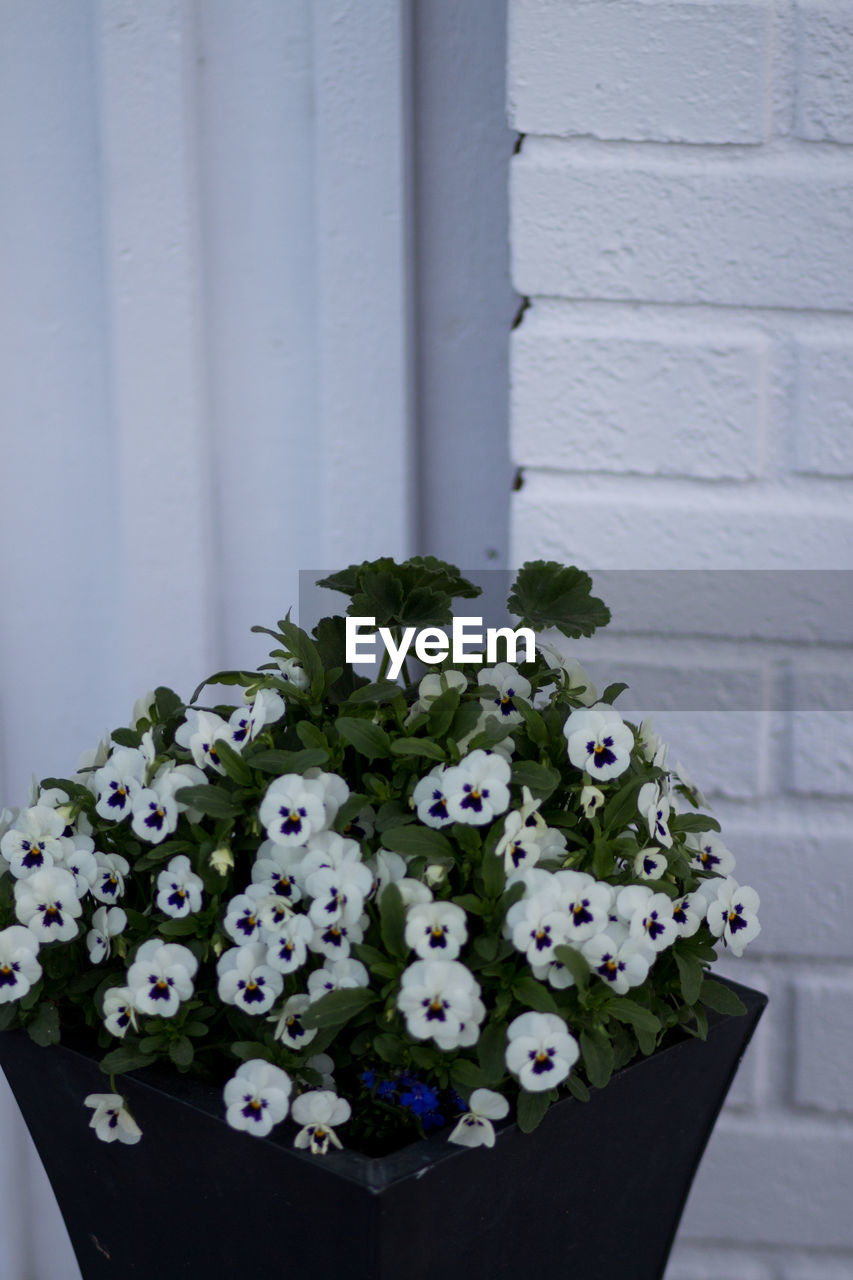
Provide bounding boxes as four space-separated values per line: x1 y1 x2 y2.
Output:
0 977 765 1280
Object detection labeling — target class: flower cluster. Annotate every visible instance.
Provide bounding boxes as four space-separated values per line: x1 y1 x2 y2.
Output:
0 558 759 1157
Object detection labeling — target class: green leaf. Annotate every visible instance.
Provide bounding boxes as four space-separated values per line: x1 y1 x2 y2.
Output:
27 1002 60 1047
169 1036 194 1068
427 686 462 738
675 951 705 1006
515 699 548 747
580 1029 614 1089
189 669 259 702
567 1074 590 1103
608 999 661 1035
154 686 184 720
517 1089 551 1134
379 881 408 961
477 1021 507 1084
601 774 648 834
159 917 198 937
346 680 404 705
275 616 325 697
481 848 505 899
450 701 482 743
507 561 610 640
110 727 141 749
553 944 590 992
512 976 559 1014
99 1046 157 1075
390 738 446 762
372 1033 407 1066
700 978 747 1017
381 825 455 861
212 738 254 786
636 1024 658 1056
300 987 378 1030
296 721 329 751
670 813 722 835
450 1059 486 1090
600 682 629 705
335 716 392 760
247 747 329 774
230 1040 276 1064
172 785 242 819
511 760 561 801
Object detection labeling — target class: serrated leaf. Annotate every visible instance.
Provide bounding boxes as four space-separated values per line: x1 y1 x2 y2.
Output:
172 785 242 819
517 1089 551 1134
379 881 408 961
511 760 561 801
580 1029 614 1089
700 978 747 1017
512 976 559 1014
507 561 610 640
335 716 392 760
300 987 378 1030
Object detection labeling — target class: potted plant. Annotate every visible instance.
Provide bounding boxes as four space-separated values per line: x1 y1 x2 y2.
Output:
0 558 765 1280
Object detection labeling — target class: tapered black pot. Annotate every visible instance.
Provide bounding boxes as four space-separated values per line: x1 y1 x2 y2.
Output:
0 977 765 1280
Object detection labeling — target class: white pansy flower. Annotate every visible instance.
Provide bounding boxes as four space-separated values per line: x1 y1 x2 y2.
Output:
396 878 434 908
536 642 598 705
156 855 204 919
579 786 605 819
275 654 309 689
1 806 65 879
298 831 363 884
83 1094 142 1145
637 782 673 849
616 886 677 952
87 906 127 965
305 861 373 929
130 784 179 845
563 704 634 782
671 892 704 939
131 690 157 729
412 766 453 828
217 943 284 1015
442 749 511 825
228 687 286 749
103 985 137 1038
91 853 130 905
477 662 532 726
306 1053 337 1090
456 710 517 761
308 914 365 961
251 841 304 906
705 877 761 957
404 901 468 960
292 1090 351 1154
307 958 369 1001
14 867 82 942
415 669 467 712
152 761 208 815
449 1088 510 1148
174 709 232 774
0 926 41 1003
506 893 571 966
554 870 613 942
259 774 327 847
397 959 485 1051
582 934 653 994
366 848 407 899
127 940 198 1017
265 912 314 974
303 770 350 827
93 748 147 821
53 834 98 896
269 994 317 1050
673 759 709 810
223 883 275 944
505 1011 579 1093
638 720 668 770
686 832 736 877
633 847 667 881
224 1060 292 1138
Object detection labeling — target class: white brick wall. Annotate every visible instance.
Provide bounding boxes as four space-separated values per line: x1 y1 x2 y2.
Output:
508 2 853 1274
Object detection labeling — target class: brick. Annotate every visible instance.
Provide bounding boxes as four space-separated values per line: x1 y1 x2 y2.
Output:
795 1 853 142
680 1118 853 1247
781 1260 853 1280
789 703 853 797
794 975 853 1114
795 337 853 478
511 305 767 479
706 817 853 959
511 142 853 311
511 473 853 568
508 0 772 143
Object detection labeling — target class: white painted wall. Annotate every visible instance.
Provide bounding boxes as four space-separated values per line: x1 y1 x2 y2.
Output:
0 2 511 1276
509 2 853 1277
